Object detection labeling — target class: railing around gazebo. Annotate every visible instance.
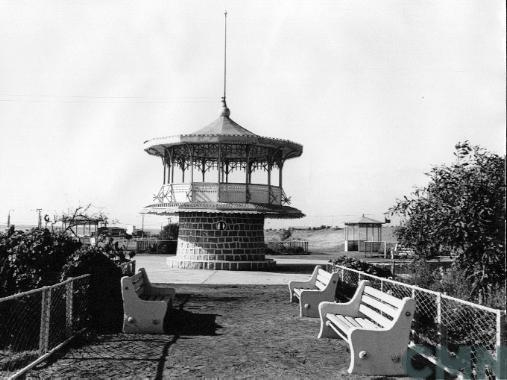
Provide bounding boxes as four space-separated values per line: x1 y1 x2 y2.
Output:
153 182 282 205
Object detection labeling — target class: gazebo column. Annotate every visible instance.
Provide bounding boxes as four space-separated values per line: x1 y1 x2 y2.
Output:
245 146 251 202
278 162 283 188
201 158 206 182
167 157 172 184
217 144 222 183
267 162 272 204
189 146 194 183
170 149 174 184
162 157 166 184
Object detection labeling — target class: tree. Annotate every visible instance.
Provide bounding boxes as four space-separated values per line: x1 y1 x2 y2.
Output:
390 141 505 302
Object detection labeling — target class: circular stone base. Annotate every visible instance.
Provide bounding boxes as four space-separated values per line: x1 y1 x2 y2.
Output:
169 212 274 271
166 257 276 271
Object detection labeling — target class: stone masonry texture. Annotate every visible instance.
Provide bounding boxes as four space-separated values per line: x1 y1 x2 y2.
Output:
169 212 275 270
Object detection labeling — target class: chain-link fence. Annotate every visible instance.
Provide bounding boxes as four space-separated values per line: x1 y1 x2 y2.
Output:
0 275 91 379
327 264 506 378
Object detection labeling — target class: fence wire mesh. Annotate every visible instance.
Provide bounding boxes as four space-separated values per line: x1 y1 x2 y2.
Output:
0 292 42 378
328 264 504 378
0 275 90 379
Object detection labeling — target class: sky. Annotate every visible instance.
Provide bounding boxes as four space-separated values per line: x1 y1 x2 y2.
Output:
0 0 505 230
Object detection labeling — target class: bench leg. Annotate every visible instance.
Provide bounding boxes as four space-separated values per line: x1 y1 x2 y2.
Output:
348 330 409 375
318 320 337 339
123 301 168 334
289 285 295 303
317 303 338 339
299 290 336 318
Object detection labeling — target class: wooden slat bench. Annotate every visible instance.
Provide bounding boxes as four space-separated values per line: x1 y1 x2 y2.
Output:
288 265 340 317
318 280 415 375
121 268 175 334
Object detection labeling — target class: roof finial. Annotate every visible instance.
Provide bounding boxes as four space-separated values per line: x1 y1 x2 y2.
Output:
221 10 230 117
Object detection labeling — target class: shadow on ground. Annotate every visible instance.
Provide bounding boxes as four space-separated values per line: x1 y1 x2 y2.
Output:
164 294 221 336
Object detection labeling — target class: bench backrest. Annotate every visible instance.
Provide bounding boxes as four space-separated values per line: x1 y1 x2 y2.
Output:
122 269 148 298
315 269 332 290
358 285 406 328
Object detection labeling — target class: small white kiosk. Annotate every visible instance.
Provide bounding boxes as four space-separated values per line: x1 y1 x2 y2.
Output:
344 215 384 253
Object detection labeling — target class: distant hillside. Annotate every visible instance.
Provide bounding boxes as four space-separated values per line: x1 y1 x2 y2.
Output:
265 226 397 253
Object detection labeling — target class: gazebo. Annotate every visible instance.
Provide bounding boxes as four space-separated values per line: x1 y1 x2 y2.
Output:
143 99 304 270
60 215 107 238
344 215 384 253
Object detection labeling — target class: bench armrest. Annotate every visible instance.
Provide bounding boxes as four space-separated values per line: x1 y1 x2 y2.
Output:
288 265 321 292
137 268 175 297
288 280 315 290
318 280 370 318
148 283 176 297
319 301 361 318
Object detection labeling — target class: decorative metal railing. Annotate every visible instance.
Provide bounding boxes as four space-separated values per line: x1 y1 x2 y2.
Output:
0 275 91 379
153 182 282 206
265 239 309 253
326 264 506 378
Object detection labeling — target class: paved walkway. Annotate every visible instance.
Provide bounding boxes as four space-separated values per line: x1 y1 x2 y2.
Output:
136 254 329 284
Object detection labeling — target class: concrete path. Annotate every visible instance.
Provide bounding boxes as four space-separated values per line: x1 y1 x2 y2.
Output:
134 254 329 285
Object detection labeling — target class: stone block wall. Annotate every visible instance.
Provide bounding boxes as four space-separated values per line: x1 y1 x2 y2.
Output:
167 212 275 270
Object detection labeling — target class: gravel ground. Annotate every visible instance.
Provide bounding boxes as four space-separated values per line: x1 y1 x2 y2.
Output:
26 285 377 379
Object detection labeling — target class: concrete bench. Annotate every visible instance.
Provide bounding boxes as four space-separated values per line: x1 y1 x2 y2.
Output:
121 268 175 334
318 280 415 376
288 265 339 317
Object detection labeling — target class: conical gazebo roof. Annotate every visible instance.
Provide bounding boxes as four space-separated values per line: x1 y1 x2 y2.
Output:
193 109 256 136
143 105 303 161
345 215 384 225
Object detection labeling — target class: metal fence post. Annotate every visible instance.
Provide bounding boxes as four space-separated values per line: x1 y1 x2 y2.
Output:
39 287 51 354
65 280 73 338
436 292 446 349
340 268 344 282
496 311 506 378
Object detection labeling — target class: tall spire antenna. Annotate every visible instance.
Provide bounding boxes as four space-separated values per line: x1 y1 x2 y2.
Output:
223 11 227 101
221 10 230 116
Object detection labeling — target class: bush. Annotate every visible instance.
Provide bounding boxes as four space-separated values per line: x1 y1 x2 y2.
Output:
61 246 125 332
0 227 135 339
329 256 393 278
280 229 291 241
390 141 505 302
328 257 393 301
0 228 81 296
265 242 307 255
151 240 177 255
160 223 179 240
407 259 505 308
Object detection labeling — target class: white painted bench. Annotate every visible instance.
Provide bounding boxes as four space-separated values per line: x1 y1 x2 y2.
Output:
121 268 175 334
288 265 339 317
318 280 415 376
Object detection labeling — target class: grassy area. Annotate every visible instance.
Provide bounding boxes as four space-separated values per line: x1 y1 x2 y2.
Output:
265 226 397 253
